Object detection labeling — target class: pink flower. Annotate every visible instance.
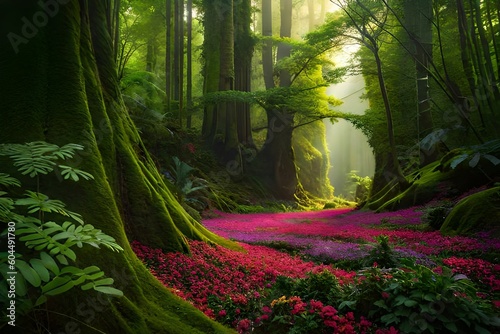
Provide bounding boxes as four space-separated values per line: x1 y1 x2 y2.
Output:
320 305 338 318
262 306 272 314
381 292 390 299
237 319 251 333
218 310 226 317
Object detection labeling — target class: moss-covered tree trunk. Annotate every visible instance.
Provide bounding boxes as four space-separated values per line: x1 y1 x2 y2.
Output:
0 1 235 332
234 0 254 149
201 0 255 168
258 0 298 200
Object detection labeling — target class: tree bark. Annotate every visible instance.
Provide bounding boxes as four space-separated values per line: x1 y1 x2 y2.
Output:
259 0 298 199
262 0 274 90
165 0 172 114
186 0 193 128
404 0 434 138
0 1 236 332
234 0 254 148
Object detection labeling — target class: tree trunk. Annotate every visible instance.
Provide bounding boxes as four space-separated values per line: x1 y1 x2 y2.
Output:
186 0 193 128
145 38 156 72
404 0 434 138
202 0 253 163
262 0 274 90
0 1 236 332
259 0 298 200
174 0 184 127
234 0 254 148
165 0 172 114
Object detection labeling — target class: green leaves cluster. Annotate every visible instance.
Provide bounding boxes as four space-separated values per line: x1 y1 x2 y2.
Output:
0 141 123 317
0 141 93 180
449 139 500 170
170 156 207 202
368 265 500 334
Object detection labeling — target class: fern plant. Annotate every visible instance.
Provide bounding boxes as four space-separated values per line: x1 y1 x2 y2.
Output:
0 142 123 319
170 156 208 203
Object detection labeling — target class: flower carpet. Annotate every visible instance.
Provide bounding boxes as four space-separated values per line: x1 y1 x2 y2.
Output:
133 207 500 333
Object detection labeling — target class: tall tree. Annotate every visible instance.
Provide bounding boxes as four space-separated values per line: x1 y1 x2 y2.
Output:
404 0 434 140
332 0 408 194
186 0 193 128
201 0 255 165
262 0 274 90
234 0 255 148
0 1 235 332
258 0 299 199
174 0 184 127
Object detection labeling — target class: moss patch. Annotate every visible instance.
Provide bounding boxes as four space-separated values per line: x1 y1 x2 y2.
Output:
440 187 500 237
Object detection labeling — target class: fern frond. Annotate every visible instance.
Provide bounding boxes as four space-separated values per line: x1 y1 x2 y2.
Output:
15 191 84 224
0 173 21 187
59 165 94 181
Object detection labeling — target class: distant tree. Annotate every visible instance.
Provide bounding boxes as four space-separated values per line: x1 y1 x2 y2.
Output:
332 0 409 193
201 0 255 163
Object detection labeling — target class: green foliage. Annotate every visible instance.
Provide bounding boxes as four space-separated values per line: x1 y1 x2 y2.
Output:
366 265 500 334
0 141 89 179
448 140 500 172
169 156 208 205
422 202 453 230
270 271 344 307
0 142 123 318
363 235 399 269
261 263 499 333
347 170 372 203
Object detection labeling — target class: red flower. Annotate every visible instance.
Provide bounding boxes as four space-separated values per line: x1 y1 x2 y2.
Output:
237 319 251 333
381 292 390 299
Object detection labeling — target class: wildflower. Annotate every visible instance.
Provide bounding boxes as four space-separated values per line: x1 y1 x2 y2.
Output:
320 305 338 318
309 299 324 312
262 305 272 314
237 319 251 333
381 291 390 299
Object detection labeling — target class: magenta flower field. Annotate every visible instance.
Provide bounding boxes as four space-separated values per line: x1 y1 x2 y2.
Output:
133 207 500 333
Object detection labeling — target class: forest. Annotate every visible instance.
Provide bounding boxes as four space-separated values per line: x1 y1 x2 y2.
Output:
0 0 499 333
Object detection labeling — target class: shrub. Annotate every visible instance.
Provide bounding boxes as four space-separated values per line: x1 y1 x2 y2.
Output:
363 235 399 268
422 203 453 230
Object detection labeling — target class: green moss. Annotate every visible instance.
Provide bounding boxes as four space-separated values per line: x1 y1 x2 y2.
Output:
373 147 498 211
441 187 500 237
375 162 443 211
293 122 334 199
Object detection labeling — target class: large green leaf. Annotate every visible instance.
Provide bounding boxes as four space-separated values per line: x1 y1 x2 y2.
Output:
16 260 41 287
450 154 469 169
29 258 51 282
40 252 59 275
42 276 74 296
93 286 123 296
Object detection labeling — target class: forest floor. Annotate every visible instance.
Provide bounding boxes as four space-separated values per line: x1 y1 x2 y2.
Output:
133 207 500 333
